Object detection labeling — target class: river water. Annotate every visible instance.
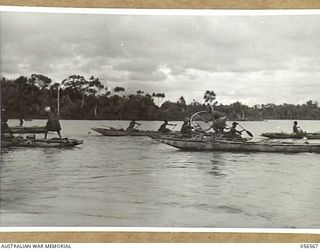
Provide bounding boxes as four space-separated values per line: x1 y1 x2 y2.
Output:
1 119 320 228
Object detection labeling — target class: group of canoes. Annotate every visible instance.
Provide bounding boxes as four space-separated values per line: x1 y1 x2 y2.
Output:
91 117 246 139
91 116 320 153
2 106 320 153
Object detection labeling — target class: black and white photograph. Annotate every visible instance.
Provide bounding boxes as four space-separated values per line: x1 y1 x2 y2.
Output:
0 7 320 229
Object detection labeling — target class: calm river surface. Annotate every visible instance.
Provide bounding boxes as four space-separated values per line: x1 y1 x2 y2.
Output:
1 119 320 228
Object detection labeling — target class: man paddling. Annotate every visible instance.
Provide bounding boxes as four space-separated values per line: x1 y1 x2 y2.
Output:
225 122 243 139
127 120 141 132
158 120 175 134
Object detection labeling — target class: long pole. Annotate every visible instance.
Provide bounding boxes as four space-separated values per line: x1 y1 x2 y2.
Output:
57 86 60 116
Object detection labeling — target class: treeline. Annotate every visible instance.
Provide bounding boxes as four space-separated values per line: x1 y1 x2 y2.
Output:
1 75 320 120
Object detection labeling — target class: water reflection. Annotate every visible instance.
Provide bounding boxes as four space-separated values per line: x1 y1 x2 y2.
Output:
209 152 227 176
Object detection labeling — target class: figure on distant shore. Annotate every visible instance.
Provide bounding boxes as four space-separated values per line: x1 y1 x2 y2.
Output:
44 106 62 139
293 121 304 135
210 110 227 134
19 111 24 126
158 120 175 134
1 107 13 136
180 119 192 137
127 120 141 132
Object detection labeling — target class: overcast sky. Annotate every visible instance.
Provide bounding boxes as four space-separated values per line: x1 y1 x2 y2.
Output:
1 11 320 106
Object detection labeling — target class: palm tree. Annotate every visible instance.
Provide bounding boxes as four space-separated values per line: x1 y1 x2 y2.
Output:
203 90 217 112
113 86 125 96
152 92 165 106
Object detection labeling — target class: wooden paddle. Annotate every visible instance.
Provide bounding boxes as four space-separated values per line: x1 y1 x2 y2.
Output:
237 124 254 137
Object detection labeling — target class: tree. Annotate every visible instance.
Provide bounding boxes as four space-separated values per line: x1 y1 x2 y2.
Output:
152 92 165 106
177 96 186 106
113 86 125 96
203 90 217 112
62 75 89 109
29 74 52 89
136 90 144 96
112 86 126 119
177 96 187 112
87 76 104 118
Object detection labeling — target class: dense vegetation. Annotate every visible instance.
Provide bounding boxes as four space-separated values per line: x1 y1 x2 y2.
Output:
1 75 320 121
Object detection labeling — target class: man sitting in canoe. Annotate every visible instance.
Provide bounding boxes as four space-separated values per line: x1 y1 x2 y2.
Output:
225 122 243 139
180 119 192 137
293 121 304 135
44 106 62 139
158 120 175 134
127 120 141 132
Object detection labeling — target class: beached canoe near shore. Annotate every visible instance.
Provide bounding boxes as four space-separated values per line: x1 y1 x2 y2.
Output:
261 132 320 139
151 136 320 153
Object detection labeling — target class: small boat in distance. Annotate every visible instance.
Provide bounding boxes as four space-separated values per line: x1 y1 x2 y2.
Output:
151 136 320 153
261 132 320 140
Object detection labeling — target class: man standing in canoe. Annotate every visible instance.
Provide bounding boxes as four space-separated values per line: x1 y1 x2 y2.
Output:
180 118 192 137
44 106 62 139
210 110 227 134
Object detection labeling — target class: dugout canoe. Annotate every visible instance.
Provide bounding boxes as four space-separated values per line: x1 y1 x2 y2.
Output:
10 126 46 134
261 132 320 140
92 127 159 137
10 137 83 148
152 137 320 153
1 139 15 148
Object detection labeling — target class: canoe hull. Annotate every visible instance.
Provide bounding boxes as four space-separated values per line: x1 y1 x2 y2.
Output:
1 140 14 148
154 137 320 153
10 126 46 134
92 128 158 137
3 138 83 148
261 132 320 139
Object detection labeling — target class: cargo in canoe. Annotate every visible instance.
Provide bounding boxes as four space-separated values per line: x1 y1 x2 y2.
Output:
92 127 159 137
10 126 46 134
261 132 320 140
6 137 83 148
151 136 320 153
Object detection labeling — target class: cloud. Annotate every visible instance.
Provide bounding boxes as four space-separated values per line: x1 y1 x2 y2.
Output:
1 11 320 105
